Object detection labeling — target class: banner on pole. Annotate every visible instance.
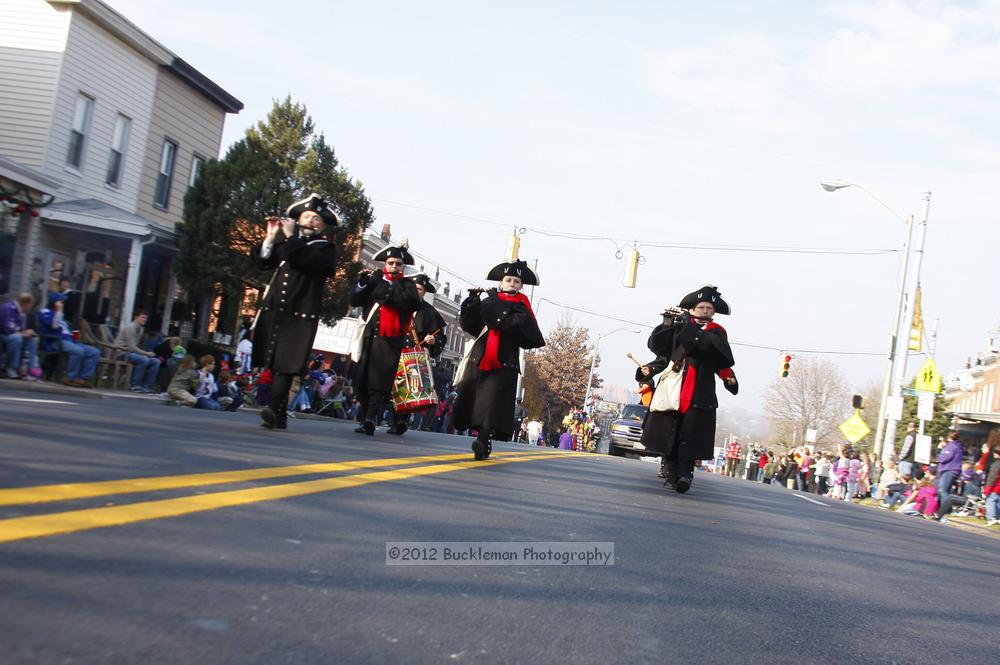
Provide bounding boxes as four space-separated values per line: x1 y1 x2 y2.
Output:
908 286 923 352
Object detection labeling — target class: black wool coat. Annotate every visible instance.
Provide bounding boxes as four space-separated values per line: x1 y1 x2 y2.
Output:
251 235 337 375
637 316 735 460
350 274 422 398
412 300 447 359
452 290 545 440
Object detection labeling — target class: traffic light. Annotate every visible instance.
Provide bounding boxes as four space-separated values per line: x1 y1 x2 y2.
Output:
780 354 791 378
852 394 864 409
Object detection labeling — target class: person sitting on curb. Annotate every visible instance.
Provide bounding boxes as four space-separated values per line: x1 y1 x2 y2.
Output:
166 355 200 407
897 475 939 518
37 292 99 387
216 371 242 411
193 354 221 410
0 292 41 380
114 310 161 393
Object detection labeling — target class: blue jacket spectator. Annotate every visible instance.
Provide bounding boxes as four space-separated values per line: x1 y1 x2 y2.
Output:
0 293 41 380
37 292 99 387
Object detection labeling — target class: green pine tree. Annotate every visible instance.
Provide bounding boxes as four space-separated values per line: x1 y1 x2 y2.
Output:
179 97 374 338
891 387 951 455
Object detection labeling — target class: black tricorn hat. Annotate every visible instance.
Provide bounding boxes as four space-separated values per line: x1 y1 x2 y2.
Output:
486 259 540 286
285 193 341 226
679 285 730 315
373 244 415 266
409 273 436 293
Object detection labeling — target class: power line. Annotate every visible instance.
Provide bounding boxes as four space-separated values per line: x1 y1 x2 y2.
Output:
375 197 898 257
537 296 905 358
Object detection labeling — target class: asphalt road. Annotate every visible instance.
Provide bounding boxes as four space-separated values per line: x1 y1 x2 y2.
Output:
1 386 997 665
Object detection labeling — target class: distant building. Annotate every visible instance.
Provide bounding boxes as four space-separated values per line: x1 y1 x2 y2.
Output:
944 341 1000 439
0 0 241 333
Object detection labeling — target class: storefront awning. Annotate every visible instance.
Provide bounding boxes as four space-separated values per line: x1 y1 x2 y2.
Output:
949 411 1000 425
43 199 176 243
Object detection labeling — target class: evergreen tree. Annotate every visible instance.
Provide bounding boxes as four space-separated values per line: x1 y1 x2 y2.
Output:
179 97 374 338
891 389 951 455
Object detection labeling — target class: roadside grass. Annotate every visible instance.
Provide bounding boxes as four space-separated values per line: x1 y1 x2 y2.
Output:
852 495 999 531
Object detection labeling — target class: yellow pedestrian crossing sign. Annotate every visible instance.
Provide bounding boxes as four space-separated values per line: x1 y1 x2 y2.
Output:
839 410 872 444
913 358 941 393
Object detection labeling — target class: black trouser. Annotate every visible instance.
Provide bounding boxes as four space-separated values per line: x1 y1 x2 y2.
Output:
363 390 388 424
269 372 294 425
665 442 697 479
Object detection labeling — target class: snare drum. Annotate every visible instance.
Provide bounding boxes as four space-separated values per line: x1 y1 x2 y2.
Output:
392 346 439 415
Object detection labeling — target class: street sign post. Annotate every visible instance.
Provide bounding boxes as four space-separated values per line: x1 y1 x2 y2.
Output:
914 358 941 393
839 411 872 445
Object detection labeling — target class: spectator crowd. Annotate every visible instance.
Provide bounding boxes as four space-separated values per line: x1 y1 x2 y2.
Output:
716 428 1000 528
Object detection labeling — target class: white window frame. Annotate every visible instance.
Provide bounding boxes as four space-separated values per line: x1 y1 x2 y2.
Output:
188 153 206 188
153 138 178 209
66 93 94 170
105 114 131 187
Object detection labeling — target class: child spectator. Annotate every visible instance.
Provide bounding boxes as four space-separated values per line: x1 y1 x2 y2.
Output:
833 448 851 499
236 332 253 373
857 453 872 498
982 446 1000 526
876 460 901 501
254 368 273 407
881 474 912 509
847 452 861 499
897 476 939 518
762 456 776 485
216 370 242 411
813 453 831 494
166 355 200 407
193 354 221 410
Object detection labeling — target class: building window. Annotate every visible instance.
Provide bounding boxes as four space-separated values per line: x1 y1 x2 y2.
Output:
153 139 177 208
188 154 205 188
66 94 94 169
105 114 131 187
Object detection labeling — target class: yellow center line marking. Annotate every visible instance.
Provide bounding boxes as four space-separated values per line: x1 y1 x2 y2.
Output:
0 451 553 507
0 455 552 544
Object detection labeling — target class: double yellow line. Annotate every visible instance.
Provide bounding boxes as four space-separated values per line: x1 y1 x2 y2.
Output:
0 451 556 544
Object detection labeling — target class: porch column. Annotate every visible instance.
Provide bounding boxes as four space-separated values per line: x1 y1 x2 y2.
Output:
160 268 178 336
120 237 142 325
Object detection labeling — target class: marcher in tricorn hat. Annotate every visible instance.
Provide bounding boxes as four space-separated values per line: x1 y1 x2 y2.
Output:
350 243 422 435
452 259 545 460
636 285 736 493
410 274 448 360
252 193 340 430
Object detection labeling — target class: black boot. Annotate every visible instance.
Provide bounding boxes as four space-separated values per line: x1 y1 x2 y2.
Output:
658 458 669 479
354 421 375 435
388 421 408 436
261 407 286 430
472 436 489 461
675 475 692 493
484 440 492 459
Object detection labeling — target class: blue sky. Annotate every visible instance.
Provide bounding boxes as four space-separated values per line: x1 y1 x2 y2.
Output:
110 0 1000 427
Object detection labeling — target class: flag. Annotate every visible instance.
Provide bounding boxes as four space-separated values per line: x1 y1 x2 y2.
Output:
908 285 923 352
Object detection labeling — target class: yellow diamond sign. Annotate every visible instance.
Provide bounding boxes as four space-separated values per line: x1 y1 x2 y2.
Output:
839 410 872 444
913 357 941 393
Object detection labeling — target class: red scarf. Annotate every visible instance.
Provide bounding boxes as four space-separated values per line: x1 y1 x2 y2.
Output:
678 319 726 413
479 292 534 371
378 270 411 337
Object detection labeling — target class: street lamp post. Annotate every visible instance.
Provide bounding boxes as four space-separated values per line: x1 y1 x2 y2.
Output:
584 327 641 413
881 191 931 458
820 181 931 459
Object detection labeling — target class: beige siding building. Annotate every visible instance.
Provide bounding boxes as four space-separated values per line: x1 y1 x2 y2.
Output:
0 0 241 334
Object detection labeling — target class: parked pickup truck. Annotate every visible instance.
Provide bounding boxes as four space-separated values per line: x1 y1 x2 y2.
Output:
607 403 655 457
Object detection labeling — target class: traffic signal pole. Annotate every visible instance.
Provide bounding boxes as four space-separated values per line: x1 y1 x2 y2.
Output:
880 192 931 461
